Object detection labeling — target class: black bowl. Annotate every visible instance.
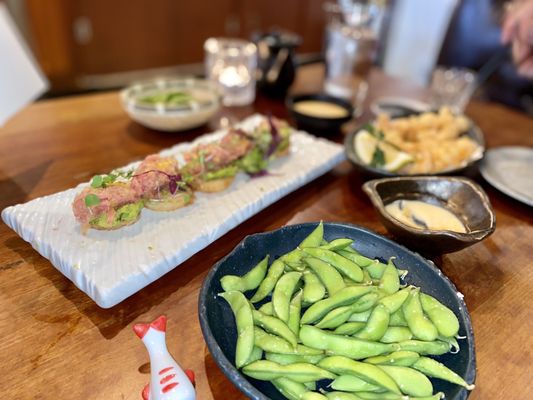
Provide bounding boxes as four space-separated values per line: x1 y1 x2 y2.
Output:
198 222 476 400
287 94 353 135
345 113 485 179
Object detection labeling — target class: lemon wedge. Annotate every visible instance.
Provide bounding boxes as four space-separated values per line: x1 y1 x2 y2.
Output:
354 130 414 172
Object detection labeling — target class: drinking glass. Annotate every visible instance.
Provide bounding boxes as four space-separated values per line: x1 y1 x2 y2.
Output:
429 67 477 113
204 38 257 107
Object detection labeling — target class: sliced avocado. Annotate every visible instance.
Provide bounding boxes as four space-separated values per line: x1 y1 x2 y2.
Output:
238 146 267 174
204 165 239 181
90 201 143 229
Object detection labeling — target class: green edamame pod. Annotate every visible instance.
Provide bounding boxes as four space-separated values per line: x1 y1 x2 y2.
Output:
420 293 460 338
398 340 451 355
258 301 273 315
315 305 353 329
265 351 325 365
219 291 255 368
282 249 306 271
247 346 264 364
303 248 364 282
304 257 346 295
364 351 420 367
403 289 438 342
272 377 307 400
389 309 408 326
302 269 326 304
379 288 411 314
350 292 380 313
254 327 323 355
330 374 384 392
379 327 413 343
363 260 389 279
348 309 372 323
288 290 303 336
303 382 316 391
318 356 401 394
412 357 475 390
273 271 302 322
354 304 390 341
220 255 269 292
326 392 365 400
242 360 336 382
377 365 433 397
337 249 374 267
378 259 400 295
302 392 328 400
351 392 404 400
334 321 366 335
301 286 375 325
362 268 373 285
300 325 399 360
320 238 354 251
252 309 298 347
299 221 324 248
250 259 285 303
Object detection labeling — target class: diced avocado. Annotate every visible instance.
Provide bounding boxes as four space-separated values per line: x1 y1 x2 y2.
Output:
204 165 239 181
238 147 267 174
90 201 143 229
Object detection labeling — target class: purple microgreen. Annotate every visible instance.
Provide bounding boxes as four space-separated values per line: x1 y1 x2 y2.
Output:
84 194 101 207
168 179 178 194
266 114 281 157
132 169 186 194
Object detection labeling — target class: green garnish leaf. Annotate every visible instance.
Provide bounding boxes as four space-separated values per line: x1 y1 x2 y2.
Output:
361 123 375 134
370 146 386 167
91 175 103 188
84 194 101 207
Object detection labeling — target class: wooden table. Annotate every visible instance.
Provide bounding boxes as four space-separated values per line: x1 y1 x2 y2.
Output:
1 65 532 399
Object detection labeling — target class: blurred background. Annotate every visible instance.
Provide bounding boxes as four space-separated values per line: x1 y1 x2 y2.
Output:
3 0 532 112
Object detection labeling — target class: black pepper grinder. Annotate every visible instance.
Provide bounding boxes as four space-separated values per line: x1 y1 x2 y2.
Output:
254 31 301 98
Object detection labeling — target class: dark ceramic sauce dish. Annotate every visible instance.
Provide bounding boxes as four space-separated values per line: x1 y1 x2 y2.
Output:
364 177 496 253
199 222 476 400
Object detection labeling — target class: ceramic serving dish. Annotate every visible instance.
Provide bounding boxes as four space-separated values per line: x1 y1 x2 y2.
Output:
198 222 476 400
286 93 353 135
120 77 221 132
363 177 496 253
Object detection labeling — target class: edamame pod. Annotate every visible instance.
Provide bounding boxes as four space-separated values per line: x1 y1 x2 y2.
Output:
348 309 372 323
320 238 354 251
377 365 433 397
302 286 375 325
272 377 307 400
318 356 401 394
326 392 366 400
247 346 264 364
420 293 460 338
304 257 346 295
258 301 273 315
379 288 411 314
379 327 413 343
378 258 400 295
219 291 255 368
315 305 354 329
282 249 306 271
273 271 302 322
337 249 374 267
300 325 399 360
251 259 285 303
299 221 324 248
350 292 380 312
403 289 438 342
364 351 420 367
352 392 406 400
265 352 325 365
354 304 390 341
398 340 451 355
242 360 336 382
220 255 269 292
330 374 384 392
302 392 328 400
302 269 326 304
334 321 366 335
412 357 475 390
288 290 303 336
255 327 323 355
303 248 364 282
252 309 298 347
389 309 408 327
363 259 389 279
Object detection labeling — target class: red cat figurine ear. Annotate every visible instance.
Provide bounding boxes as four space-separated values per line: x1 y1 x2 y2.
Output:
133 315 196 400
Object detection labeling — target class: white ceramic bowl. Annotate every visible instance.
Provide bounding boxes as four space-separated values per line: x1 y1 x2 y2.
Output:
120 78 222 132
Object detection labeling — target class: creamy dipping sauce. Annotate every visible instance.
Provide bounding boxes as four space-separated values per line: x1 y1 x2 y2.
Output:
293 100 349 119
385 199 467 233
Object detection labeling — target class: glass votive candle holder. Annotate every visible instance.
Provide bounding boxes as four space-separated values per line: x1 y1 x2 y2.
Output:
429 67 477 113
204 38 257 107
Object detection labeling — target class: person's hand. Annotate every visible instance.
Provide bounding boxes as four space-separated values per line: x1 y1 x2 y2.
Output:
502 0 533 78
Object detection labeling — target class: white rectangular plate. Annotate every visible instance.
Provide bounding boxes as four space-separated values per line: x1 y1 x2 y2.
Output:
2 114 345 308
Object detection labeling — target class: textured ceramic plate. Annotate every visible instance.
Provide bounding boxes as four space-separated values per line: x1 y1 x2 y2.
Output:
480 146 533 207
199 222 476 400
1 115 345 308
